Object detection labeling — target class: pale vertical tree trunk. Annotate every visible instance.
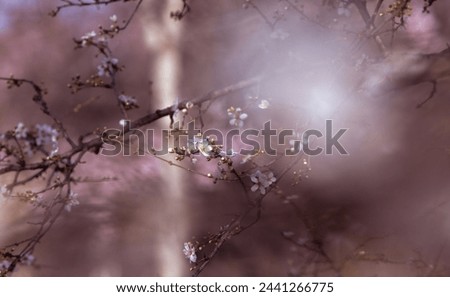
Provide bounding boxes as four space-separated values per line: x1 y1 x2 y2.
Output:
142 0 186 276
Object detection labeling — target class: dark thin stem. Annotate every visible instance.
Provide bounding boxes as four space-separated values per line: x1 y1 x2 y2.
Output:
51 0 123 16
416 80 437 108
0 77 76 148
247 0 275 30
193 153 304 276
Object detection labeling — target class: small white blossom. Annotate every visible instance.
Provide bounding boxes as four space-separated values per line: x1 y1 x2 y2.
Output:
227 107 248 128
185 101 194 109
118 94 138 108
0 185 10 199
30 194 43 207
80 31 96 47
109 14 118 22
97 57 119 77
35 124 58 146
182 242 197 263
65 192 79 212
35 124 59 156
15 122 28 139
250 170 276 195
193 137 214 157
258 99 270 109
0 260 11 271
22 254 35 266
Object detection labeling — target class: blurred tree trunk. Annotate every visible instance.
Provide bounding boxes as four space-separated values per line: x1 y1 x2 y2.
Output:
142 0 186 276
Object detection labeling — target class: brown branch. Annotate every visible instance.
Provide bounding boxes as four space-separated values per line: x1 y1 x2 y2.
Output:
126 76 262 133
192 151 304 276
416 80 437 108
0 77 76 148
50 0 128 16
351 0 388 55
246 0 275 30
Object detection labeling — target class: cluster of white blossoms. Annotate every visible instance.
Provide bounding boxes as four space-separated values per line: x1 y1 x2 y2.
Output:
64 192 80 212
80 14 118 47
182 242 197 263
250 170 277 195
11 123 59 157
97 57 119 77
0 253 35 274
227 106 248 128
35 124 59 156
192 135 216 157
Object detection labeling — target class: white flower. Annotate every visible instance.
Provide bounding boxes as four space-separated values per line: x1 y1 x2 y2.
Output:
270 29 289 40
22 254 35 266
0 260 11 270
35 124 58 146
15 122 28 139
82 31 96 39
182 242 197 263
97 57 119 77
118 94 138 107
193 137 214 157
109 14 117 22
250 170 276 195
35 124 59 156
65 192 79 212
80 31 96 47
227 107 248 128
258 99 270 109
0 185 10 199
